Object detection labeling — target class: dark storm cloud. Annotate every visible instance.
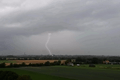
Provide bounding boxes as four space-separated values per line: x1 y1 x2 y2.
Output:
0 0 120 55
1 0 120 35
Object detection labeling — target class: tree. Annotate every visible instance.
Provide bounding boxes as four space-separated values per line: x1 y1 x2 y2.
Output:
29 63 32 66
10 63 13 67
65 59 71 65
53 61 58 65
21 62 26 66
13 64 20 67
92 58 99 64
44 61 50 66
58 60 61 65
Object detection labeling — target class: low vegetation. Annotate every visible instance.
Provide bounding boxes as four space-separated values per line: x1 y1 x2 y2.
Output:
89 64 96 67
0 71 32 80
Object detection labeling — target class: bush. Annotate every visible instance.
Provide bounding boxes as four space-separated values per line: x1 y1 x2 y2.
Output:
7 63 13 68
0 63 5 68
50 63 55 66
89 64 95 67
0 71 32 80
61 64 64 65
13 64 20 67
17 75 32 80
53 60 61 65
0 71 18 80
40 63 44 66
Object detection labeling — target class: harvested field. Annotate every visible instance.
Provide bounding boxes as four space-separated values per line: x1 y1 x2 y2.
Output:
15 60 66 64
5 60 66 66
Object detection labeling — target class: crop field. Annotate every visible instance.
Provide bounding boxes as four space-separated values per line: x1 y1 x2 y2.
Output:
19 65 120 80
0 60 16 63
0 60 66 66
14 60 66 64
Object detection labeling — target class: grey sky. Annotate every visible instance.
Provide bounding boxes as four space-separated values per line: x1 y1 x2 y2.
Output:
0 0 120 55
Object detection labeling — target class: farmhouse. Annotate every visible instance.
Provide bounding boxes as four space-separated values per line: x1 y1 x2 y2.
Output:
67 62 74 66
71 59 76 63
103 60 110 64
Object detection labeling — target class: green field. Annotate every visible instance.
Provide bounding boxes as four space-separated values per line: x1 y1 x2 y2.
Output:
1 64 120 80
0 60 16 63
77 64 120 70
0 68 74 80
19 65 120 80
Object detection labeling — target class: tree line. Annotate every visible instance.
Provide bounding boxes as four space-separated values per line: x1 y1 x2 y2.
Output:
0 60 61 68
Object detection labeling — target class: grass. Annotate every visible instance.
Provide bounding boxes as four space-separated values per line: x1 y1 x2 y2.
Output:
20 65 120 80
79 64 120 70
1 64 120 80
0 60 16 63
0 68 74 80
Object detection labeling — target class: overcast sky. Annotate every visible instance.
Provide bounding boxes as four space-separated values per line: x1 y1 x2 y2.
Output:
0 0 120 55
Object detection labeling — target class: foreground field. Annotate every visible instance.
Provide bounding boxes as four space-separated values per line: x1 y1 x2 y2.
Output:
1 64 120 80
0 68 74 80
20 65 120 80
